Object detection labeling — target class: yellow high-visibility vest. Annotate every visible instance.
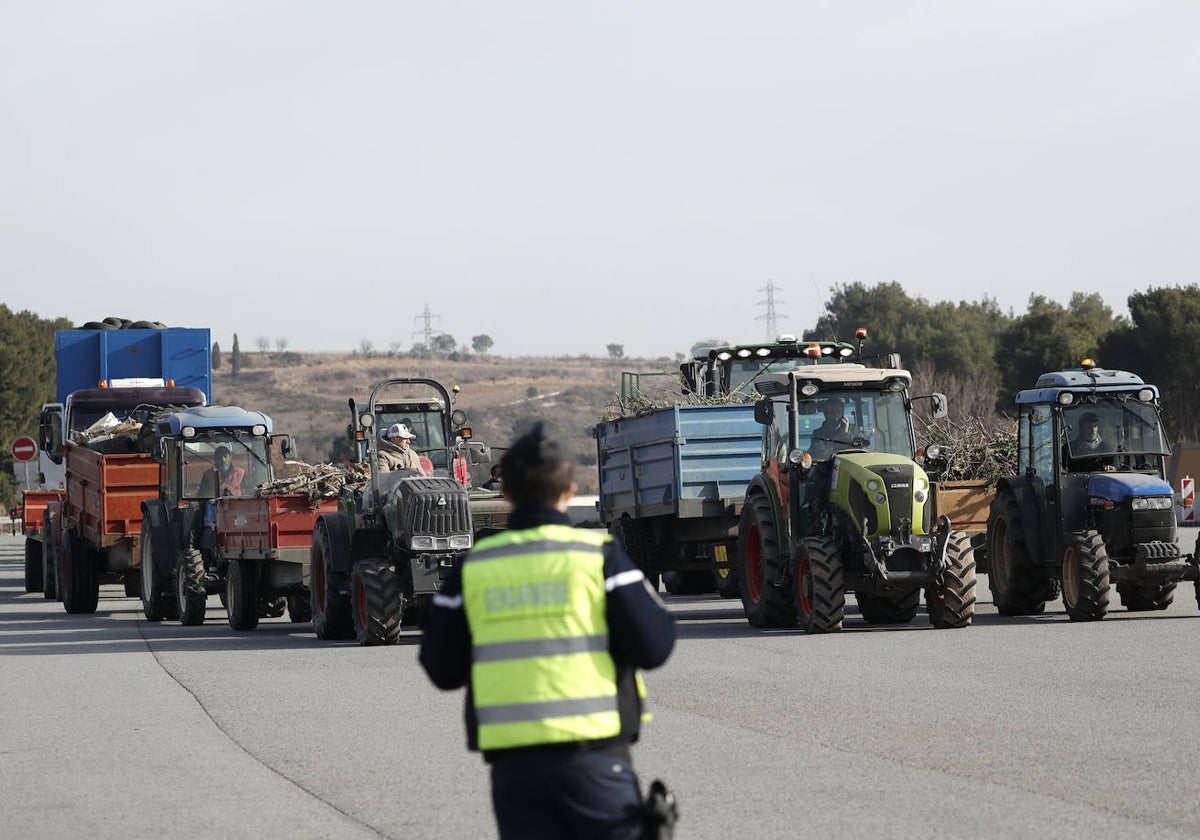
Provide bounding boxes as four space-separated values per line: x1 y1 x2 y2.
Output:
463 524 623 751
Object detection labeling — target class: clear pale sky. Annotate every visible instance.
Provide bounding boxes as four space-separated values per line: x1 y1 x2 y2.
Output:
3 2 1197 358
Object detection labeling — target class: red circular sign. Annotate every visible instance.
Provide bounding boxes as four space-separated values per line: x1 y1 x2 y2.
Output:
11 436 37 462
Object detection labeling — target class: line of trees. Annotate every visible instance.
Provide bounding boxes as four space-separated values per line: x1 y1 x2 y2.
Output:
805 282 1200 440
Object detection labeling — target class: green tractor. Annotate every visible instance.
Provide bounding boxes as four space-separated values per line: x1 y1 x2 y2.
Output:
309 378 508 645
737 355 976 632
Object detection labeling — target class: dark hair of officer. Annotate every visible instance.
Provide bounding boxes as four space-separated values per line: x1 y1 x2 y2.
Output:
498 422 574 508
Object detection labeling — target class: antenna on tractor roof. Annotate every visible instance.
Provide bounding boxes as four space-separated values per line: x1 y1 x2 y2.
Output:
811 274 836 341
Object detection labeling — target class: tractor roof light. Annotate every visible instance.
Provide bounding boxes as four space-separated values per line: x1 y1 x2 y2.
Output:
755 347 772 357
838 347 854 358
805 343 822 358
251 424 267 436
855 327 868 340
716 351 732 361
1080 358 1096 369
181 426 196 439
1137 388 1155 402
777 334 797 343
1058 392 1076 406
799 381 820 397
884 377 907 392
737 348 752 358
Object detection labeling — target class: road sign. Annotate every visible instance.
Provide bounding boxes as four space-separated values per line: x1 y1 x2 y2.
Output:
11 436 37 462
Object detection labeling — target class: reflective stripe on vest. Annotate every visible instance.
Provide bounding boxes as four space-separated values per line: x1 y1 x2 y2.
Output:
463 525 621 750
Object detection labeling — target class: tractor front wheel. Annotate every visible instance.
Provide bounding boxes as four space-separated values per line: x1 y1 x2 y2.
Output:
351 559 401 646
1116 581 1175 611
795 536 844 634
1061 530 1110 622
927 530 977 629
177 549 207 626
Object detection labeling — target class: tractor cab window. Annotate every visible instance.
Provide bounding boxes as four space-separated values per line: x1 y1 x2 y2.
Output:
182 437 271 499
797 391 914 461
1025 404 1054 476
377 409 450 474
1061 400 1168 472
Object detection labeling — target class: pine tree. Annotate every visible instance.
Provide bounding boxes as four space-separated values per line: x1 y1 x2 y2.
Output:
231 334 242 378
212 341 222 369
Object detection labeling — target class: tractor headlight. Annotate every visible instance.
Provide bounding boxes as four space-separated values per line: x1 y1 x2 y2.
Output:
1131 497 1173 511
866 479 881 491
449 534 473 549
412 535 435 550
914 490 927 503
873 492 887 505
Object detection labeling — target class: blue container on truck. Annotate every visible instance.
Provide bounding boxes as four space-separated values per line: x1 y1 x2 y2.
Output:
594 404 761 593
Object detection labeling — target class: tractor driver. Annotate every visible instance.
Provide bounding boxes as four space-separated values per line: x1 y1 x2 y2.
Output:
808 397 858 461
1064 412 1113 472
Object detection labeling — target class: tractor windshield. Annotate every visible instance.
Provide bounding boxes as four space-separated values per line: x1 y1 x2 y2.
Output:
1062 400 1169 467
793 390 915 460
182 436 271 499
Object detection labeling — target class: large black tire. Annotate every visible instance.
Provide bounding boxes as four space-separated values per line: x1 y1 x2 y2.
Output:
1116 581 1176 611
610 517 659 590
60 529 99 614
287 594 312 623
736 493 797 627
857 589 920 624
176 549 207 626
24 538 44 593
986 493 1047 616
226 559 260 631
927 530 977 629
351 559 402 646
42 531 59 600
311 520 354 640
140 522 179 622
1061 530 1110 621
795 536 845 633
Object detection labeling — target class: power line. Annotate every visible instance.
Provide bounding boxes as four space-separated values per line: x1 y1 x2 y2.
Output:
413 303 441 347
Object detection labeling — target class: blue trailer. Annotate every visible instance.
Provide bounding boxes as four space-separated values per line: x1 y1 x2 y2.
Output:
594 404 762 594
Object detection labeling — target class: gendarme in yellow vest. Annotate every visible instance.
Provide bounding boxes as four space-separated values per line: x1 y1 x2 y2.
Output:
463 524 623 751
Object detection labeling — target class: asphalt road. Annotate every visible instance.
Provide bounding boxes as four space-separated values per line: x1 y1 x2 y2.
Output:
2 530 1199 840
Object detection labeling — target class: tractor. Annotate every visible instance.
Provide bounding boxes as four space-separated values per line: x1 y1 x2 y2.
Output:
986 361 1200 620
737 350 976 632
309 378 506 646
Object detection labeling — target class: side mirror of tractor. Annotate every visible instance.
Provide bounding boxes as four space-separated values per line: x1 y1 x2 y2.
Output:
753 399 775 425
930 392 949 420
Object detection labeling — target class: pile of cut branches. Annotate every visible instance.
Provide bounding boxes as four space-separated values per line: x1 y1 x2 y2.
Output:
916 415 1018 483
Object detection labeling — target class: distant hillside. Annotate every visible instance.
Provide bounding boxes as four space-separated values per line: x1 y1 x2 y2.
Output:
211 352 680 494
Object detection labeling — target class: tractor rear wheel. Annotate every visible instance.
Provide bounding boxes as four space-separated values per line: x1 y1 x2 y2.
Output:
311 521 354 640
24 538 43 593
927 530 977 629
857 590 920 624
42 531 59 600
140 522 179 621
1061 530 1110 622
351 559 402 646
736 494 797 627
177 549 207 626
1116 581 1176 611
226 559 261 631
987 493 1047 616
795 536 844 634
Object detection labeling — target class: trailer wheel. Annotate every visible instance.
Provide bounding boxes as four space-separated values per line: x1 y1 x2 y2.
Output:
351 559 402 646
60 529 99 614
140 521 179 621
177 549 207 626
226 559 260 631
610 517 658 590
857 590 920 624
927 530 977 629
311 520 353 640
987 493 1047 616
1061 530 1110 622
24 538 44 593
287 595 312 623
259 597 287 618
737 494 797 627
1116 581 1176 611
794 536 844 633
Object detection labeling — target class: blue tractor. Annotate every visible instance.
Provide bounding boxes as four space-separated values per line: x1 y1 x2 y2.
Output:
986 361 1200 620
